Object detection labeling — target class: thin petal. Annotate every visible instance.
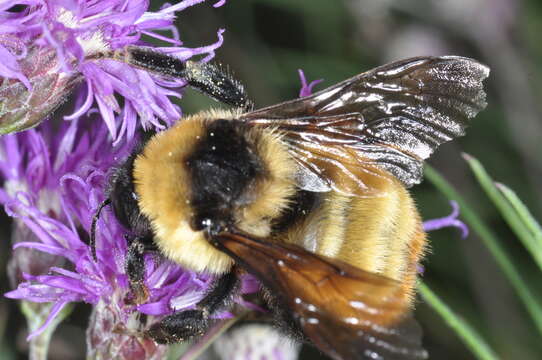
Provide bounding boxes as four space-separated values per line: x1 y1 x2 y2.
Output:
423 201 469 238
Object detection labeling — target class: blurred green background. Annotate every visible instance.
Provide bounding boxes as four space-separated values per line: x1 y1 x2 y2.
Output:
2 0 542 359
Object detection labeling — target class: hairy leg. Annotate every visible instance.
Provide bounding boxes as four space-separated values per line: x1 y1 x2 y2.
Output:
125 235 154 304
92 46 253 110
146 270 240 344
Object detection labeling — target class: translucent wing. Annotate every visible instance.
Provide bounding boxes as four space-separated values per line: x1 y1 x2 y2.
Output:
241 56 489 195
213 231 428 360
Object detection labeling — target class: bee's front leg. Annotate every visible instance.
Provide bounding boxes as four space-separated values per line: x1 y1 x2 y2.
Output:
146 270 239 344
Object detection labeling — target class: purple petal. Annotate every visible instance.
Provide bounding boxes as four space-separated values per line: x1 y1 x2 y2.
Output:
160 0 208 13
423 201 469 239
416 264 425 275
298 69 323 97
236 298 267 313
240 274 260 294
64 80 94 120
140 30 181 45
95 95 118 139
211 311 234 319
169 292 206 311
30 275 89 295
137 301 172 316
14 242 70 257
52 118 79 170
0 44 31 89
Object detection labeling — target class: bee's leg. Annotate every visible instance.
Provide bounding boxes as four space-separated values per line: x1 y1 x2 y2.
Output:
182 61 254 111
125 235 155 304
146 270 239 344
100 46 254 110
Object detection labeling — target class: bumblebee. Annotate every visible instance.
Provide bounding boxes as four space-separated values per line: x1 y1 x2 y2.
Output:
91 48 489 360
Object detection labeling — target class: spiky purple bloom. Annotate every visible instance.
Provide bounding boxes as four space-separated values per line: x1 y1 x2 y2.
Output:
0 108 131 291
0 0 226 139
1 116 260 360
1 116 213 339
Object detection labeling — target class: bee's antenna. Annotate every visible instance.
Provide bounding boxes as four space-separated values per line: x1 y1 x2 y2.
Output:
90 198 111 262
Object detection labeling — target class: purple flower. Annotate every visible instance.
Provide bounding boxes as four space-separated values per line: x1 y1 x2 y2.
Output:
0 110 131 290
1 118 260 343
0 0 226 140
0 116 180 325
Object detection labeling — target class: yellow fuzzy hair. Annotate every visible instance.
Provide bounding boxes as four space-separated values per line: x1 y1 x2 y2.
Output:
235 128 297 236
284 176 426 306
134 110 236 274
133 109 297 274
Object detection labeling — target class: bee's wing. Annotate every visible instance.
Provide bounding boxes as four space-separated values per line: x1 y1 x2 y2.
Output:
213 231 428 360
241 56 489 195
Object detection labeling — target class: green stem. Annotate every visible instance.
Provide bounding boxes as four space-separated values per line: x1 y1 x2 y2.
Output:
463 153 542 271
424 165 542 336
495 182 542 250
418 282 499 360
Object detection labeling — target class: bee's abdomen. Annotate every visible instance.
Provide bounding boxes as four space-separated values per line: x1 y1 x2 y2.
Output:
285 179 426 304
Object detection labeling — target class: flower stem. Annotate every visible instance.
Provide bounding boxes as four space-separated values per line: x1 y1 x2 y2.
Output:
21 301 72 360
418 282 499 360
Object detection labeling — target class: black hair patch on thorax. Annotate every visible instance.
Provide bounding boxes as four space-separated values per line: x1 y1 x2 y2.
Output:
186 119 263 232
